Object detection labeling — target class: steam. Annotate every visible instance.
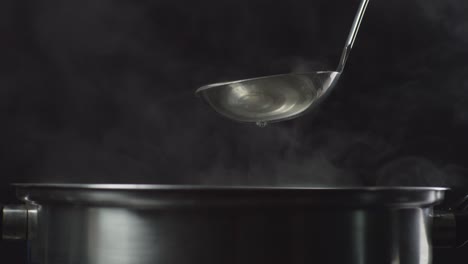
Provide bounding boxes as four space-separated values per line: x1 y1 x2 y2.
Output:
416 0 468 44
1 0 468 189
377 157 447 186
197 128 364 186
289 57 332 73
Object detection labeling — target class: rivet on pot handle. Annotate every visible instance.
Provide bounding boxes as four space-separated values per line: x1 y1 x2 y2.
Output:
1 205 38 240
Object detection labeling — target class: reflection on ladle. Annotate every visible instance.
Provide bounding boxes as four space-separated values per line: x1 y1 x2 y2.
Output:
195 0 370 124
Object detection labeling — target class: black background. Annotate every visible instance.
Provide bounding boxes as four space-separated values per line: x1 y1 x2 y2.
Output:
1 0 468 262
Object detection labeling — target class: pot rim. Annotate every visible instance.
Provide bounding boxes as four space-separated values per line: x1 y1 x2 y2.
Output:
12 183 449 191
12 183 448 209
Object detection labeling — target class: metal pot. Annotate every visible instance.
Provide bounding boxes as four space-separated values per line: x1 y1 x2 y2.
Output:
1 184 467 264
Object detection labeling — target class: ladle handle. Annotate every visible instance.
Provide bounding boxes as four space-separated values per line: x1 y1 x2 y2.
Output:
336 0 369 73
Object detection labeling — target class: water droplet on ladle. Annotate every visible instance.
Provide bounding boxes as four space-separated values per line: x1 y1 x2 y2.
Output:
256 121 268 128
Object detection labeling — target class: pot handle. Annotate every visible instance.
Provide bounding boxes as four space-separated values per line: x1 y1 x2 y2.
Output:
1 205 32 240
432 193 468 248
432 211 468 248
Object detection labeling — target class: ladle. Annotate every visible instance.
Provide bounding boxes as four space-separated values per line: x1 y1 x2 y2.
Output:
195 0 369 126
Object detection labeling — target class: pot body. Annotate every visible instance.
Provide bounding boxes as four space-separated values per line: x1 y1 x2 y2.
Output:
14 184 446 264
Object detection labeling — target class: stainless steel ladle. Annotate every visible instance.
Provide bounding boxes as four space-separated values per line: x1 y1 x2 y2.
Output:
196 0 369 126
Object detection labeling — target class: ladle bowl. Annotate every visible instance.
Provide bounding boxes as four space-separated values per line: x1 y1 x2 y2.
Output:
196 71 340 124
196 0 369 124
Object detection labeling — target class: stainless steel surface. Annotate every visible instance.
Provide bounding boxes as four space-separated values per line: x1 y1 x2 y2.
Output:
16 183 448 190
336 0 369 73
14 184 446 208
7 184 448 264
2 205 37 240
196 72 340 123
195 0 369 124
